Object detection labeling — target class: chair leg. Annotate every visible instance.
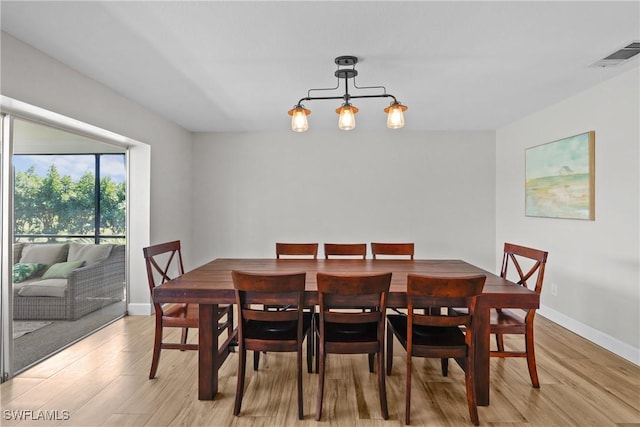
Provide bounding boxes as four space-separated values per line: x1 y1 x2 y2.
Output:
308 307 316 373
306 331 313 373
315 344 326 421
228 308 235 352
465 355 480 426
405 353 412 425
495 333 504 352
367 313 375 373
233 346 247 416
180 327 188 348
315 331 319 374
377 348 389 420
297 343 304 420
441 358 449 376
149 322 163 379
526 327 540 388
254 351 260 370
386 326 394 376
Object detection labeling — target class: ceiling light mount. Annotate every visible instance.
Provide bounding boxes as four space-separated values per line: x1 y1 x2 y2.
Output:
335 55 358 66
334 55 359 80
288 55 407 132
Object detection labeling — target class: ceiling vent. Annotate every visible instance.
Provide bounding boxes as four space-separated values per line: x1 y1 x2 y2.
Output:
590 41 640 67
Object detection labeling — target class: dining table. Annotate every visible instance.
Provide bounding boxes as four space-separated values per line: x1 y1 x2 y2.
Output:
152 258 539 406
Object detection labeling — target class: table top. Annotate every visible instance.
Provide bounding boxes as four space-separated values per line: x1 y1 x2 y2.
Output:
153 258 539 309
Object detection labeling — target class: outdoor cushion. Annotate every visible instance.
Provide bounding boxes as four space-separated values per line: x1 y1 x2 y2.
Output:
19 243 69 268
17 278 68 298
42 260 85 279
68 243 113 266
12 263 45 283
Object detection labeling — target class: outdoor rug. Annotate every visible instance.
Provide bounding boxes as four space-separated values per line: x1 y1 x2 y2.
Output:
13 321 52 339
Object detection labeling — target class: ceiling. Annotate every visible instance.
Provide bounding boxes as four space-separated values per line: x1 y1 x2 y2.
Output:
1 1 639 133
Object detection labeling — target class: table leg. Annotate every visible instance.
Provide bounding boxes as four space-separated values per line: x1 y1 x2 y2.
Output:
198 303 219 400
475 306 490 406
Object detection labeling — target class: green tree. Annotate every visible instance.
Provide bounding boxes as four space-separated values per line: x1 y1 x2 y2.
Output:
100 177 126 235
14 158 126 239
37 165 70 234
65 171 95 234
14 166 44 234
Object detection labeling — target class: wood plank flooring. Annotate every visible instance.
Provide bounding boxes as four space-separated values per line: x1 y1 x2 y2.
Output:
1 314 638 426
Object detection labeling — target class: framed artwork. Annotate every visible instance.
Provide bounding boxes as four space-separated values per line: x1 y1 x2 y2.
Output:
525 131 595 220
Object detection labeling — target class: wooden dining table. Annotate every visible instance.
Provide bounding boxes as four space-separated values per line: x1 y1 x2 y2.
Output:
152 258 539 406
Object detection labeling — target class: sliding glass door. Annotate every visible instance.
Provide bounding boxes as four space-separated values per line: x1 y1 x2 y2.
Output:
1 116 128 378
0 113 13 382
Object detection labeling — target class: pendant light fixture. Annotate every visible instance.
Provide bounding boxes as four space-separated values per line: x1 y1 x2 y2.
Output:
288 56 407 132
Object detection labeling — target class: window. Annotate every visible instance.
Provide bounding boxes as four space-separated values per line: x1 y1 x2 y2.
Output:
14 154 126 244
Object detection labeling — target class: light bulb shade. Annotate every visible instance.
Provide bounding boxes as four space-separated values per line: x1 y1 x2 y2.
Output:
336 104 359 131
288 106 311 132
384 102 408 129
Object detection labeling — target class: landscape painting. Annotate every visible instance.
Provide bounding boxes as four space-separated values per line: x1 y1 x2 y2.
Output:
525 131 595 220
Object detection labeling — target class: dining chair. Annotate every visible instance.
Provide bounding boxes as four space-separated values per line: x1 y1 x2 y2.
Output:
372 242 415 316
276 242 319 259
231 271 312 420
257 242 317 373
314 272 392 421
143 240 234 379
387 274 486 425
324 243 367 259
371 242 415 259
491 242 548 388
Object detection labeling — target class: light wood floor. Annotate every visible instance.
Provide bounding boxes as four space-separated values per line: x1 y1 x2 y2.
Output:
1 314 638 426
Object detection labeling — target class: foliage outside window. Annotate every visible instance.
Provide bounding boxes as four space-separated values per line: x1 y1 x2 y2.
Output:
14 154 126 244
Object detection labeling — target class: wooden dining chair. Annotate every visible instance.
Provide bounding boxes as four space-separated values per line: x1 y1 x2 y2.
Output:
231 271 312 420
324 243 367 259
314 272 392 421
491 242 548 388
372 242 415 316
260 242 316 372
276 242 318 259
143 240 234 379
371 242 415 259
387 274 486 425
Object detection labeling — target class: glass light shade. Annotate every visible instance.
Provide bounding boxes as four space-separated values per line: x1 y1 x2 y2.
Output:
384 102 407 129
336 104 358 131
288 106 310 132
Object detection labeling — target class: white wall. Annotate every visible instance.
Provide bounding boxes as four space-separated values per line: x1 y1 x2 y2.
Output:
0 32 194 313
191 130 497 269
496 68 640 364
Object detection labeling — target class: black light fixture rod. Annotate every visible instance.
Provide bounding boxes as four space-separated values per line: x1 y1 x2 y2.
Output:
349 93 397 102
297 93 398 106
306 80 340 99
353 79 388 96
343 75 351 103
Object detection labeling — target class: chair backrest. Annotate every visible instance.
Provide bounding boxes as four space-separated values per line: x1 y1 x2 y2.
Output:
276 242 319 259
371 242 415 260
316 272 392 326
143 240 185 313
501 243 548 295
232 270 307 337
323 243 367 259
406 274 486 330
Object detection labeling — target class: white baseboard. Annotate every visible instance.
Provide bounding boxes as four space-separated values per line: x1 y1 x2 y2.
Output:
539 304 639 366
127 303 152 316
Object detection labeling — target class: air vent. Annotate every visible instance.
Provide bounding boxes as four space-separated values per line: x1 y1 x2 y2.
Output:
590 41 640 67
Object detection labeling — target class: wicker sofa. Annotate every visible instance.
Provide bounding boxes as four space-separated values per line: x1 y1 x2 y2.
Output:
12 242 125 320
